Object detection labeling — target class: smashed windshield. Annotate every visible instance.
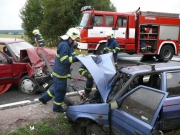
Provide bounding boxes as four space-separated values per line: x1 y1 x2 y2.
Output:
78 13 90 27
8 41 34 57
107 72 132 102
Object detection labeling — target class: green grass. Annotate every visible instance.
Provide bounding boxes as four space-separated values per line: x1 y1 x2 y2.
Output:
0 34 23 39
6 114 75 135
5 112 180 135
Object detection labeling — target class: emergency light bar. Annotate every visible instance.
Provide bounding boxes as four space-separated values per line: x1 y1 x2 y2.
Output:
81 6 92 12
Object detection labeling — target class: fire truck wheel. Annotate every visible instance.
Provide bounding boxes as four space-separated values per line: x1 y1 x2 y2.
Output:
95 43 106 55
159 45 174 61
19 75 38 94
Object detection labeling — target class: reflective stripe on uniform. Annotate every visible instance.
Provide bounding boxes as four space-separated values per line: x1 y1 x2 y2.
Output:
103 47 107 50
112 49 116 53
141 47 146 50
79 68 84 71
60 55 68 62
85 86 92 90
72 52 76 55
107 47 111 51
56 54 60 58
52 72 71 78
115 47 120 50
79 68 88 76
47 90 53 98
54 101 62 106
69 56 73 63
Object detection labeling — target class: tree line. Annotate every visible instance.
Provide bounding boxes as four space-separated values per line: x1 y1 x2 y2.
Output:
20 0 116 47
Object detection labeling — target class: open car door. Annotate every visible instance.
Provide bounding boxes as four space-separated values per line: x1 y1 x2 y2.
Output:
110 86 168 135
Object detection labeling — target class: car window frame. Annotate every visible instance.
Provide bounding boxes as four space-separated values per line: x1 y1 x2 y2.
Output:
117 86 167 124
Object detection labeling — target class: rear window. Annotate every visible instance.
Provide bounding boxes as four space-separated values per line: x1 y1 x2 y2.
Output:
166 72 180 97
8 41 34 57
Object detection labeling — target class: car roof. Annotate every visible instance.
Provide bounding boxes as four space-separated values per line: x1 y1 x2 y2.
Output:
121 61 180 75
0 38 25 44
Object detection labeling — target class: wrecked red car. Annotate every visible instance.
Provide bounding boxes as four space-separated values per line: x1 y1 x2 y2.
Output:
0 38 55 94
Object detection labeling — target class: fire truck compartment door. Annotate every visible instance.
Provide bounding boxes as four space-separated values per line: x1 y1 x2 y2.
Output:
88 27 112 37
114 28 126 38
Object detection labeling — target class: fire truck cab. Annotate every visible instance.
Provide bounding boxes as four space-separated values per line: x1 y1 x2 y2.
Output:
77 6 180 61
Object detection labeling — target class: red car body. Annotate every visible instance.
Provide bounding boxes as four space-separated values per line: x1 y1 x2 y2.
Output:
0 38 55 94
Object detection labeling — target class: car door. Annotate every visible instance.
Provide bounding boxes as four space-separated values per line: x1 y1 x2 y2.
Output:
161 71 180 129
0 52 13 85
110 86 168 135
114 15 130 45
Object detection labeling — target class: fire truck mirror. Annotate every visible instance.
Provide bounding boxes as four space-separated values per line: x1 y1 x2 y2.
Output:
91 15 95 26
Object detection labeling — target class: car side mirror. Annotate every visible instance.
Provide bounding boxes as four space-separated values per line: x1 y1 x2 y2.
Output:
7 57 13 64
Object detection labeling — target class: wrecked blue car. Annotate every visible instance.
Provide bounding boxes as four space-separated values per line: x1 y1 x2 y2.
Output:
65 53 180 135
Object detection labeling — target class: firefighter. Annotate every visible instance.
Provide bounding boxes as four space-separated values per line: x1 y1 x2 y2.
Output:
32 28 46 47
140 41 147 53
79 62 93 98
79 55 102 100
39 27 80 112
103 30 120 68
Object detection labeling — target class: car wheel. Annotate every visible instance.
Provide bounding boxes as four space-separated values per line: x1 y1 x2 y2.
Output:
72 123 86 135
159 45 174 61
86 124 106 135
19 75 38 94
95 43 105 55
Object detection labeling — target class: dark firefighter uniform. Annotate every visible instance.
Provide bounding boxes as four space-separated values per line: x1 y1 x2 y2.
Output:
79 64 93 96
40 40 78 111
34 34 46 47
103 38 120 66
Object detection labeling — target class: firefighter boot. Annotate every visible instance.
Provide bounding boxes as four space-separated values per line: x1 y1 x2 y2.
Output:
53 105 66 113
39 97 47 104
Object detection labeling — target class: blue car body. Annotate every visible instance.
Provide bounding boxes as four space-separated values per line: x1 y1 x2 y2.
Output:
66 53 180 135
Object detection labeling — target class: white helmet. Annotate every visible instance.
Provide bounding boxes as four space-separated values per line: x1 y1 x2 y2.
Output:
106 30 114 38
60 28 80 40
32 29 40 35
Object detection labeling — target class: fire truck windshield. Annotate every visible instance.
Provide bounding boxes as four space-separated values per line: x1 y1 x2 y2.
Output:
78 13 89 27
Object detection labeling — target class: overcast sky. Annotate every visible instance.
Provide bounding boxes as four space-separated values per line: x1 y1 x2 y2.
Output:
0 0 180 30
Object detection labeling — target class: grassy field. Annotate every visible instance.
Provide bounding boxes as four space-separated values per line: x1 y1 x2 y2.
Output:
0 34 23 39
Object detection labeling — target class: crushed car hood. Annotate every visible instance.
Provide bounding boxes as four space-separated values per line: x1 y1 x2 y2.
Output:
77 53 116 102
20 47 56 68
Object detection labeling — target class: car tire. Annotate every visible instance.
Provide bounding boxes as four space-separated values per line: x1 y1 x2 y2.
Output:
19 75 38 94
95 43 105 55
72 123 86 135
86 124 106 135
159 45 174 61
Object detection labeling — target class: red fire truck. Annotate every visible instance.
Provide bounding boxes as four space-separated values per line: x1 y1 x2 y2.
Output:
77 6 180 61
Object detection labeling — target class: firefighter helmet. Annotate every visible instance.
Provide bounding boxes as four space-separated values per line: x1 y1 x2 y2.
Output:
32 29 40 35
60 28 80 40
106 30 114 38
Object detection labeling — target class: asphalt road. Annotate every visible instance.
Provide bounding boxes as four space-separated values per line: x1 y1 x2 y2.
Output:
0 53 180 106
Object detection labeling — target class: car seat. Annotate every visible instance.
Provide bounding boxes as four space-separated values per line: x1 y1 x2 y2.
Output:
148 74 161 89
3 46 11 57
